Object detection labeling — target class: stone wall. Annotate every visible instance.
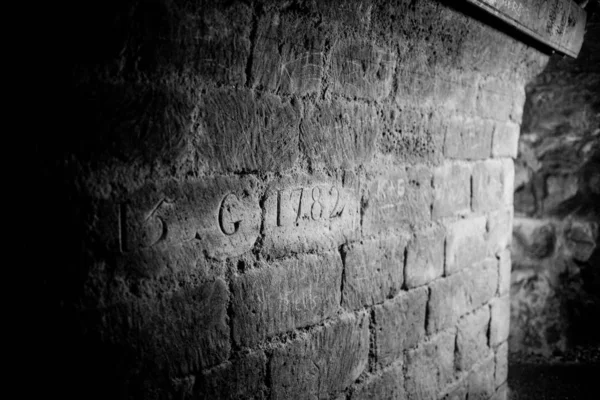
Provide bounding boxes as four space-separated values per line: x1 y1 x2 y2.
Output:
48 0 548 398
511 1 600 356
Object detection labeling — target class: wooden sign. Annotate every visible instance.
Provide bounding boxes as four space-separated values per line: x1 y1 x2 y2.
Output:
465 0 587 58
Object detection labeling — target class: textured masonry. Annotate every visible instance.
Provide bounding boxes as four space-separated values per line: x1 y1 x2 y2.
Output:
53 0 555 399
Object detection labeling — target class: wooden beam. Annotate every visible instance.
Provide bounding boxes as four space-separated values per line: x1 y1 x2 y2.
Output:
464 0 587 58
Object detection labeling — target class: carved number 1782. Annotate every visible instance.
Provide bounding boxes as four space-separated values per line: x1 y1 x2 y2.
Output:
276 185 344 226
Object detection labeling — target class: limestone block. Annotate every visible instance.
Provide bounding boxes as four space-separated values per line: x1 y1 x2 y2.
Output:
262 173 360 257
492 121 520 158
373 287 428 367
269 313 370 399
490 296 510 347
456 307 492 371
495 342 509 388
428 259 498 334
405 330 456 400
349 362 405 400
445 216 488 275
197 88 301 172
444 116 494 160
433 162 471 219
363 164 433 235
498 250 511 295
231 252 342 347
301 99 378 169
468 356 496 400
405 225 445 288
342 237 407 310
331 39 396 101
487 207 513 256
196 351 267 399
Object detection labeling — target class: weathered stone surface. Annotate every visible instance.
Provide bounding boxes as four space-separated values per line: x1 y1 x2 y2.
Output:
498 250 511 295
109 176 262 269
373 287 428 367
445 217 487 275
472 160 510 212
487 207 513 256
434 70 479 114
490 296 510 347
428 259 498 334
492 121 520 158
468 356 496 400
477 78 516 121
441 380 468 400
231 253 342 347
331 39 396 101
301 100 378 169
379 108 445 164
490 384 508 400
196 351 267 399
456 307 491 372
262 174 360 257
433 162 471 219
495 342 509 388
405 330 456 400
195 2 253 86
197 88 301 172
251 12 326 95
350 361 405 400
342 237 407 310
270 313 370 400
363 165 433 235
405 225 445 288
99 278 231 377
444 116 494 160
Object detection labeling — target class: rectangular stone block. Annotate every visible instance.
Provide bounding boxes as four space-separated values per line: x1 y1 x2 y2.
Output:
111 176 262 269
492 121 520 158
378 108 445 164
251 13 325 95
405 330 456 400
468 356 496 400
350 361 405 400
122 278 231 375
477 78 515 121
456 307 491 372
441 380 468 400
301 100 377 169
435 70 479 115
472 160 506 212
196 351 267 399
444 116 493 160
501 159 515 206
197 88 301 172
487 207 513 257
406 225 445 288
428 259 498 334
373 287 428 367
498 250 511 295
490 384 508 400
363 165 433 235
270 313 369 400
495 342 509 388
231 252 342 347
330 39 396 101
342 237 407 310
445 216 487 275
262 174 360 258
195 3 252 86
433 162 471 219
490 296 510 347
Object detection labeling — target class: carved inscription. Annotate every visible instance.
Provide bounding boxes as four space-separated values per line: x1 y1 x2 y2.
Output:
112 177 261 262
263 175 360 257
275 184 347 226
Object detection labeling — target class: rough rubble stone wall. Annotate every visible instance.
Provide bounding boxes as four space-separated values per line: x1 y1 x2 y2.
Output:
511 2 600 356
50 0 546 399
